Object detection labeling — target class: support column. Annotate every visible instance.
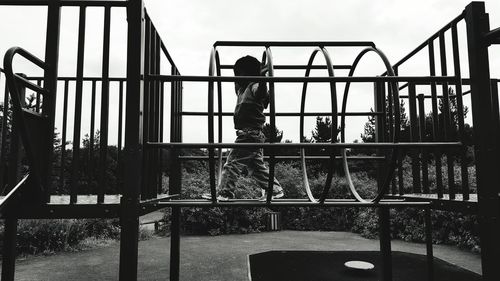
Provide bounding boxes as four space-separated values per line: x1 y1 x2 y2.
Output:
464 3 500 281
119 0 145 280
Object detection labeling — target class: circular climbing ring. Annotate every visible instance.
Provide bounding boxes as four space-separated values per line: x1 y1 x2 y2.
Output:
207 48 224 195
299 47 338 203
340 47 401 202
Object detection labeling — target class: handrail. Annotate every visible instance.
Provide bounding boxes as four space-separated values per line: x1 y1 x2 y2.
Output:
0 173 30 212
3 46 50 199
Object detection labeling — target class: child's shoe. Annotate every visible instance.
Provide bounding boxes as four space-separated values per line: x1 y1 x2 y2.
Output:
258 189 284 201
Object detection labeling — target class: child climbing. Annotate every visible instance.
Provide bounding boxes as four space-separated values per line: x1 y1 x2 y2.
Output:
204 55 284 201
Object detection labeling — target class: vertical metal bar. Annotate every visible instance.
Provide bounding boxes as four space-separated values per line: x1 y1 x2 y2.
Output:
169 66 182 281
117 80 124 192
118 81 124 154
60 80 69 192
35 79 41 112
119 0 144 279
70 6 87 204
170 207 181 281
428 40 444 198
208 53 216 202
99 5 111 204
1 216 18 281
266 49 276 202
42 0 61 203
148 26 158 198
451 23 469 200
155 32 162 194
439 32 455 198
424 207 434 281
418 94 430 193
141 13 151 200
1 85 25 281
408 83 421 193
379 206 392 281
0 83 9 193
158 81 164 193
374 81 386 189
465 3 500 281
397 152 404 195
89 80 96 183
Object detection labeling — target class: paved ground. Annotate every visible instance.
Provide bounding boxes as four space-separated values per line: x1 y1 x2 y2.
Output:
5 231 481 281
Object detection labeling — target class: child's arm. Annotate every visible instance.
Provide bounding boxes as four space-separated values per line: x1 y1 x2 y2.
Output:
256 65 270 108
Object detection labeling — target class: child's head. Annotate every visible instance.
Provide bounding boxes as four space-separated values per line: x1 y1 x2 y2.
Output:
234 55 261 90
234 55 261 76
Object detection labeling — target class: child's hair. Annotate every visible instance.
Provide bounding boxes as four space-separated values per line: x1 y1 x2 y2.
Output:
234 55 261 76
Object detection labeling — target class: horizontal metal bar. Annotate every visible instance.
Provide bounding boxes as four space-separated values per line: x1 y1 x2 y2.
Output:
22 108 47 119
157 199 431 208
485 26 500 45
0 0 128 7
26 76 126 82
147 141 463 149
399 94 457 99
150 74 458 83
178 155 386 161
219 64 352 70
15 74 49 94
214 41 376 48
181 111 383 117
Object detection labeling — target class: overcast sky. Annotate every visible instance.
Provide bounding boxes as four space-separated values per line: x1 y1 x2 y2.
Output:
0 0 499 145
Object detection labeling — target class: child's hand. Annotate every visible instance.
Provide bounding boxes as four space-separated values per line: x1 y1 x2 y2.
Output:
260 65 269 75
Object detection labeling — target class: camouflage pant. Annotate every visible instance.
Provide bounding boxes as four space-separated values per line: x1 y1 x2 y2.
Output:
218 129 282 197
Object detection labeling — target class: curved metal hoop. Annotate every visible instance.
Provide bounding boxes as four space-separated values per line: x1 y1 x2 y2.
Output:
340 47 401 203
207 47 220 201
261 47 279 202
299 47 338 203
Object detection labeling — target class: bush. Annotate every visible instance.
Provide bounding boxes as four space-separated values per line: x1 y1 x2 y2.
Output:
0 219 120 256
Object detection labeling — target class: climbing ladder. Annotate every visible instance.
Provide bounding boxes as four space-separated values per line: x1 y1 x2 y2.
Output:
0 1 499 281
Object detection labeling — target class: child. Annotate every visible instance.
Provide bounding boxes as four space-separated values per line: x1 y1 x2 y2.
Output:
207 55 284 201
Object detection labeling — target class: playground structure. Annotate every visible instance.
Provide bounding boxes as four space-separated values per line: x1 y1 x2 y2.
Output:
0 0 499 280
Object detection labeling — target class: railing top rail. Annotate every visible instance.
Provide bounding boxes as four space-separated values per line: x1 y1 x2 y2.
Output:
150 74 458 83
390 12 465 71
0 0 128 7
214 41 375 48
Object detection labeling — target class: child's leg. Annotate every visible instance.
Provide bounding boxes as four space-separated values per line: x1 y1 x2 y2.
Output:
218 147 256 198
248 148 283 194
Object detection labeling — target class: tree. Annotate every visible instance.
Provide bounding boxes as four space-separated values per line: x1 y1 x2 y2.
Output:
358 87 473 162
262 123 283 143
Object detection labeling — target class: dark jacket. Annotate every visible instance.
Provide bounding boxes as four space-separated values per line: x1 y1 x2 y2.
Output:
233 82 269 130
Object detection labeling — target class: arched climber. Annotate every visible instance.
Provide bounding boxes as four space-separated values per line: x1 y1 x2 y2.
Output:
203 55 284 201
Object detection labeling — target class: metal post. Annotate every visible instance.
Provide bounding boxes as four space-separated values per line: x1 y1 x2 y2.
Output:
169 66 182 281
99 5 111 204
375 82 392 281
119 0 145 280
1 80 25 281
424 207 434 281
428 40 444 198
418 94 430 193
1 216 18 281
379 206 392 281
408 83 421 193
42 0 61 203
465 3 500 281
70 6 87 204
